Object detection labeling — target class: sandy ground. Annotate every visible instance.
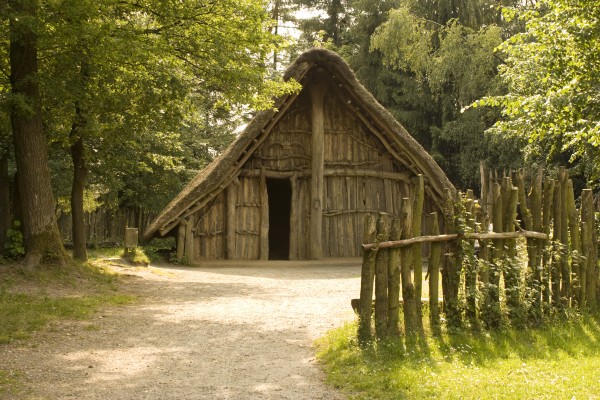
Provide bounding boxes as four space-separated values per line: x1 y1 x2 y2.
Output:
0 258 362 400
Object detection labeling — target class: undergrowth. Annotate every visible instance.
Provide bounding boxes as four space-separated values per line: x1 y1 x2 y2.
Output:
315 315 600 399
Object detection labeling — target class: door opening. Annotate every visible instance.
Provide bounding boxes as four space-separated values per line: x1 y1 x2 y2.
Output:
266 178 292 260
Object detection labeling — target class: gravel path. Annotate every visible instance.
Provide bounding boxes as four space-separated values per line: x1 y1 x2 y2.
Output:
1 259 361 399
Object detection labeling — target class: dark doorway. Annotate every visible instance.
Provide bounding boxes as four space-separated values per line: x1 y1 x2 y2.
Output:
266 178 292 260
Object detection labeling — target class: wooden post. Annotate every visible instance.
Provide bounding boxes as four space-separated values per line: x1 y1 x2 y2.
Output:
185 215 194 263
375 214 390 340
428 212 442 333
226 183 237 259
412 175 424 331
388 217 402 336
309 80 325 259
528 168 543 316
358 214 378 345
465 189 478 326
566 179 581 305
504 186 520 320
551 178 562 306
541 178 555 311
289 173 299 260
558 168 570 303
442 189 461 329
400 197 417 335
176 220 186 262
259 169 269 260
581 189 597 309
483 182 503 328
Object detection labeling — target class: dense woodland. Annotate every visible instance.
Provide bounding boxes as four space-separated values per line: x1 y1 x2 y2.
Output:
1 0 599 267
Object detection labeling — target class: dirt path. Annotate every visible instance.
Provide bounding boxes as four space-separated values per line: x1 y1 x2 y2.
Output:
1 259 361 399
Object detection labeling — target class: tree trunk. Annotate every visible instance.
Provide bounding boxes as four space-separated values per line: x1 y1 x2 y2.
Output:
0 152 9 252
70 114 88 261
9 0 69 269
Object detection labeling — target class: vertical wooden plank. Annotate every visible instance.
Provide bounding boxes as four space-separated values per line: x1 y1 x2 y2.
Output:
226 183 237 259
358 214 377 345
260 169 269 260
185 215 194 263
289 173 299 260
375 214 390 340
176 220 186 262
335 176 344 256
309 81 325 259
345 177 355 256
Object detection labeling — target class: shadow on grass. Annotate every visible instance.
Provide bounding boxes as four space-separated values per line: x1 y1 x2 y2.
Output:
364 313 600 369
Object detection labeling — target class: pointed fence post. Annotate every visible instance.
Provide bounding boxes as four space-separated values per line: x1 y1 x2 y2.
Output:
375 214 390 340
388 217 402 336
428 212 442 333
412 175 424 331
400 197 417 336
358 214 378 345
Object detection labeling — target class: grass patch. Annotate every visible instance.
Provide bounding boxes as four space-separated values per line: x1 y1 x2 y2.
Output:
0 260 135 345
0 370 21 398
0 290 135 344
122 248 150 266
315 315 600 399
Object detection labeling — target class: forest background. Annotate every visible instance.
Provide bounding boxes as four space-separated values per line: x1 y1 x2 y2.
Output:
1 0 597 266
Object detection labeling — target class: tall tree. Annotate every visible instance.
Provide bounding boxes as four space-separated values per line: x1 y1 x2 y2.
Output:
35 0 298 260
8 0 69 268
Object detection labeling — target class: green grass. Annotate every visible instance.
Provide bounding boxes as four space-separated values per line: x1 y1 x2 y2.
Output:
315 316 600 399
0 260 135 344
0 290 134 344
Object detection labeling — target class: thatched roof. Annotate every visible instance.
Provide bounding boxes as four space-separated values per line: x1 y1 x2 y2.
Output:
144 48 456 241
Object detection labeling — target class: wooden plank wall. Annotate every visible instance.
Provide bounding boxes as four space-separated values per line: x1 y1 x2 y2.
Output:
188 86 439 260
193 191 226 260
321 96 411 257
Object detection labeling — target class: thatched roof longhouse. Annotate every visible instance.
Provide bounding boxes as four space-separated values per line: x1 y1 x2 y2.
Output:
144 49 455 260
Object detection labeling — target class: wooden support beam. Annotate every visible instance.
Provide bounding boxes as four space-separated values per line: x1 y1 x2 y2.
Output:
176 220 186 262
259 169 269 260
309 77 326 259
185 215 194 263
226 183 237 259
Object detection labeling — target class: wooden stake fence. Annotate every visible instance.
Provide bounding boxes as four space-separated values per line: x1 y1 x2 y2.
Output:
357 167 599 341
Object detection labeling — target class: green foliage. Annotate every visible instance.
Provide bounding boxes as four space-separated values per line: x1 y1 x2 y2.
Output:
369 1 524 189
122 248 150 266
3 221 24 260
475 0 600 182
316 315 600 399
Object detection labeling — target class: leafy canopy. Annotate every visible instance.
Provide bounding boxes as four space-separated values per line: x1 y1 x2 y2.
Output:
474 0 600 181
